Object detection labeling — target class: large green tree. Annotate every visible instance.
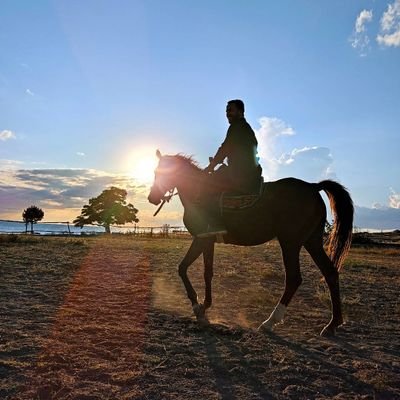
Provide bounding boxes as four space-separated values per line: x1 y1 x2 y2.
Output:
73 187 139 233
22 205 44 234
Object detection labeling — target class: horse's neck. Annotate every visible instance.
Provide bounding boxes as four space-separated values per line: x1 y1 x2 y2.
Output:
176 166 203 207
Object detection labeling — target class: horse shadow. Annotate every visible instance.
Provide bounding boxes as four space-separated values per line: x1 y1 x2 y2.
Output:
152 313 388 399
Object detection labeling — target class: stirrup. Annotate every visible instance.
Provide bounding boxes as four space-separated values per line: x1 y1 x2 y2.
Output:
196 226 227 239
197 230 227 238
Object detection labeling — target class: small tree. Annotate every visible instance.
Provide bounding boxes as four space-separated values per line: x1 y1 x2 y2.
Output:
73 187 139 233
22 205 44 234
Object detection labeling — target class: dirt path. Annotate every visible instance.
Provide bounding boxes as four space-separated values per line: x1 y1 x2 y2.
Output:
1 236 400 399
9 240 151 399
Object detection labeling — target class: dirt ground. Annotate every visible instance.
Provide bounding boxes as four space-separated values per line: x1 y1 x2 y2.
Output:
0 234 399 399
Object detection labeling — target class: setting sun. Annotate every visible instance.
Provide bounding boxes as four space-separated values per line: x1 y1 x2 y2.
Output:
128 149 158 184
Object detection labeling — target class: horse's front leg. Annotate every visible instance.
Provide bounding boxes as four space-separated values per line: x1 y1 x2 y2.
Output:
178 238 208 321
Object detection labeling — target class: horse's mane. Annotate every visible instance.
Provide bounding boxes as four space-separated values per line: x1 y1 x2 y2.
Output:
172 153 202 171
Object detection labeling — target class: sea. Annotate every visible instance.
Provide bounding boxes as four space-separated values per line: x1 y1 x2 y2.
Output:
0 220 390 236
0 220 137 235
0 220 186 236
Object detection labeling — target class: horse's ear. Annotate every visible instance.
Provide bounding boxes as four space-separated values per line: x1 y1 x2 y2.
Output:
156 149 162 159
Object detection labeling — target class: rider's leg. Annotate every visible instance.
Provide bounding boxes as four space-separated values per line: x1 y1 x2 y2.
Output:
196 194 227 238
196 167 230 238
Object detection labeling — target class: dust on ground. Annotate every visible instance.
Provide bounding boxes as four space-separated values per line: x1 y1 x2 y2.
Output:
0 234 399 399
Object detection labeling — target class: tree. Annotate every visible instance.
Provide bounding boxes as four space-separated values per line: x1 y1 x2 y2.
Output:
73 187 139 233
22 205 44 234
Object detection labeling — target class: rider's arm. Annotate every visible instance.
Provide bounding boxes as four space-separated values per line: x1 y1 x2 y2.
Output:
206 143 227 172
210 127 234 167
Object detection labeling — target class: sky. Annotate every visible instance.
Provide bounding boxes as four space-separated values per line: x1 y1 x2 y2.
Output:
1 0 399 229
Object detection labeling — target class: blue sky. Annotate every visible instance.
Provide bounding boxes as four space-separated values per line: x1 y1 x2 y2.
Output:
1 0 399 228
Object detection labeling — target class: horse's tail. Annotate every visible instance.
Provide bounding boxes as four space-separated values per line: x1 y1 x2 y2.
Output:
315 180 354 271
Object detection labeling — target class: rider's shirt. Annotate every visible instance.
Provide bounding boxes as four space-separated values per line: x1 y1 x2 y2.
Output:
213 117 261 192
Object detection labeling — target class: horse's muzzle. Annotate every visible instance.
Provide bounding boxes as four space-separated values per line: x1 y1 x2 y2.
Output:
147 194 161 206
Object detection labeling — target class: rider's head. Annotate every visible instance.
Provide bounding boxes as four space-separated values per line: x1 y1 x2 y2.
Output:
226 99 245 124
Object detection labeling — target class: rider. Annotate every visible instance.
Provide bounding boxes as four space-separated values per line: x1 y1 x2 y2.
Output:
197 99 263 238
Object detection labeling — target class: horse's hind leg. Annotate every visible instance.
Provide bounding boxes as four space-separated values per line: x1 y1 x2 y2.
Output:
259 242 302 332
304 231 343 336
202 239 215 311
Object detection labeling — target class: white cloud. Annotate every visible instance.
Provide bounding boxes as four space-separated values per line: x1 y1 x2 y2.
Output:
350 9 373 56
256 116 296 177
0 130 16 141
257 116 295 139
370 188 400 211
25 89 34 96
76 152 85 156
0 159 23 170
377 0 400 47
355 205 400 229
356 9 374 33
274 146 335 182
255 117 296 179
377 30 400 46
372 202 387 210
255 117 334 182
389 188 400 208
381 0 400 31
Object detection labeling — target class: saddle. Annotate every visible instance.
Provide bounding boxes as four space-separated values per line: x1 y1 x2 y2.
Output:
219 178 264 211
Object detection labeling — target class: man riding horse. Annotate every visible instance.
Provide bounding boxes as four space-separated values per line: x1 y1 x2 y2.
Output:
198 99 263 238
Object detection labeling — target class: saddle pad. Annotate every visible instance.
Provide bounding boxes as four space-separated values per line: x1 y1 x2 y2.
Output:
220 193 260 210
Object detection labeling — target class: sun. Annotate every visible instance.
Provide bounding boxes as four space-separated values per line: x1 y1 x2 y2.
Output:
129 149 158 184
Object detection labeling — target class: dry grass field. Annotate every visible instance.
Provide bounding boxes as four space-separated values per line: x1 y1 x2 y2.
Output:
1 233 399 399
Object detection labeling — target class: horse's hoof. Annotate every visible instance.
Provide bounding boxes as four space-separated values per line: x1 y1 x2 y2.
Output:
193 303 206 319
257 320 274 332
193 304 209 327
320 325 336 337
197 316 210 327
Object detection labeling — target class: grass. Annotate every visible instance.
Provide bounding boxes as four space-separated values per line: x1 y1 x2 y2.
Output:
1 234 399 399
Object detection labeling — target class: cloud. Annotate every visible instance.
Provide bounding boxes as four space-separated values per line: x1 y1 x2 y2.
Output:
350 9 373 56
356 9 374 33
274 146 335 182
76 152 85 156
0 130 16 141
355 205 400 230
0 168 137 208
377 0 400 47
257 117 295 140
0 159 23 169
255 117 334 182
256 116 296 178
375 188 400 209
0 167 165 225
389 188 400 208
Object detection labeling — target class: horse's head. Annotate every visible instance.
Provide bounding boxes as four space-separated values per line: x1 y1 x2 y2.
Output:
148 150 179 205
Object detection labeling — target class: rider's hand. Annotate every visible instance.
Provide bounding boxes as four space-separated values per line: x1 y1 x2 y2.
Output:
204 156 216 173
204 163 214 174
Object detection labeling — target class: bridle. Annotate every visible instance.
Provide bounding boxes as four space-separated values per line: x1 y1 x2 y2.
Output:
153 188 178 217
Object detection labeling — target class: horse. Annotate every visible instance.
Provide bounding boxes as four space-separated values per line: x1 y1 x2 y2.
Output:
147 150 354 336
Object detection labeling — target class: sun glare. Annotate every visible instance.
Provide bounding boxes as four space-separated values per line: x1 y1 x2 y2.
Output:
129 149 158 184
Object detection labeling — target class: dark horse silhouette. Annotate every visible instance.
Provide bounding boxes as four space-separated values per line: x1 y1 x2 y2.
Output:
148 150 354 336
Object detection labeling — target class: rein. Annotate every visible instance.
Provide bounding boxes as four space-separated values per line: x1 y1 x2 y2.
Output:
153 189 178 217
